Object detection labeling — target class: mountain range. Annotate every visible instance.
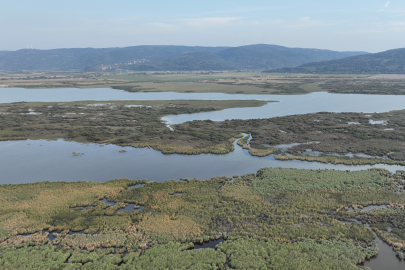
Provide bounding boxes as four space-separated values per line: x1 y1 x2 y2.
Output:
268 48 405 74
0 44 367 72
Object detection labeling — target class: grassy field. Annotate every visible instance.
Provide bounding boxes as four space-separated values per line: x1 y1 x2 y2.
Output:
3 71 402 95
1 168 405 269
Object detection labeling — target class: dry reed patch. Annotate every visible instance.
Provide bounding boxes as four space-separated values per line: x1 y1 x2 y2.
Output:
0 181 131 239
86 215 133 230
164 197 195 211
0 212 48 241
275 154 405 166
151 196 196 212
151 141 234 155
374 228 405 249
152 191 170 201
1 232 49 246
1 212 33 232
221 185 262 202
0 182 127 214
138 214 202 238
58 232 138 251
248 147 276 157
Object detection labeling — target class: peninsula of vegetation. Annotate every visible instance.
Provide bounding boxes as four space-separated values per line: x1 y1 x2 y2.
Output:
0 100 267 155
2 98 405 165
183 110 405 164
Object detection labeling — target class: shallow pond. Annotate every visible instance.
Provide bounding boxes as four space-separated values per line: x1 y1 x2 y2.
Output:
100 198 144 213
193 238 225 250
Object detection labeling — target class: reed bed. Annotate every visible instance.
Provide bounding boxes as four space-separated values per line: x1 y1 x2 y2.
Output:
275 154 405 166
2 168 405 268
237 134 276 157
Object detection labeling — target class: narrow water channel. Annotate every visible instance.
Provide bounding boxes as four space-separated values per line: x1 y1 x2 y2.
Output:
363 236 404 269
193 238 225 249
345 215 404 269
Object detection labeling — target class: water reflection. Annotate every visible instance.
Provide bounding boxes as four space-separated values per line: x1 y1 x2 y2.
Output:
1 138 404 185
193 238 225 249
162 92 405 125
100 198 144 213
363 234 404 269
2 88 405 268
2 88 405 121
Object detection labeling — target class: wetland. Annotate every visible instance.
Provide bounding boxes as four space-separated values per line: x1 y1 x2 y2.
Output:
1 97 405 173
2 74 405 269
1 168 405 269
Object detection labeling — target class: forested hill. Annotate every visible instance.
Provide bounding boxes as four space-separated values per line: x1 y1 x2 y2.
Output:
0 44 366 72
267 48 405 74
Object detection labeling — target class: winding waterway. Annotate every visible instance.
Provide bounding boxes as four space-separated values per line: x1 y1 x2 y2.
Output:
1 137 404 185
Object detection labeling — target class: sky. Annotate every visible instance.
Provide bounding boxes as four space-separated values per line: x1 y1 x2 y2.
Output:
0 0 404 53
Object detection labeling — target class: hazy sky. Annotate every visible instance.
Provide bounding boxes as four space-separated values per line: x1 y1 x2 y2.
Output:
1 0 404 52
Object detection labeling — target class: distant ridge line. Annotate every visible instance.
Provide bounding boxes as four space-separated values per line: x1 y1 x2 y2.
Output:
266 48 405 74
0 44 368 72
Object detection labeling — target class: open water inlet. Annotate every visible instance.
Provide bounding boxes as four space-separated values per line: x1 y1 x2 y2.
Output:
1 137 405 185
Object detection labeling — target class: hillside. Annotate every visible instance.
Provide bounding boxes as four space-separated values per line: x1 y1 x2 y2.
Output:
267 48 405 74
216 44 364 70
0 44 366 72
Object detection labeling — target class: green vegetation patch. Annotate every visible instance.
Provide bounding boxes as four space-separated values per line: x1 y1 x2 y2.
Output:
0 244 71 269
0 100 267 155
253 168 390 192
218 238 376 270
121 242 226 270
0 238 377 270
183 109 405 162
2 168 405 268
0 178 142 241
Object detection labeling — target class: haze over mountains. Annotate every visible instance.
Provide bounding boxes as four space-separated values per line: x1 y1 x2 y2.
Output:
0 44 366 72
268 48 405 74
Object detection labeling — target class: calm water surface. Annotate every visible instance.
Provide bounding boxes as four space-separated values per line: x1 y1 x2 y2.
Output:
364 237 404 269
162 91 405 124
1 138 403 185
1 88 405 269
1 88 405 185
2 87 404 124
